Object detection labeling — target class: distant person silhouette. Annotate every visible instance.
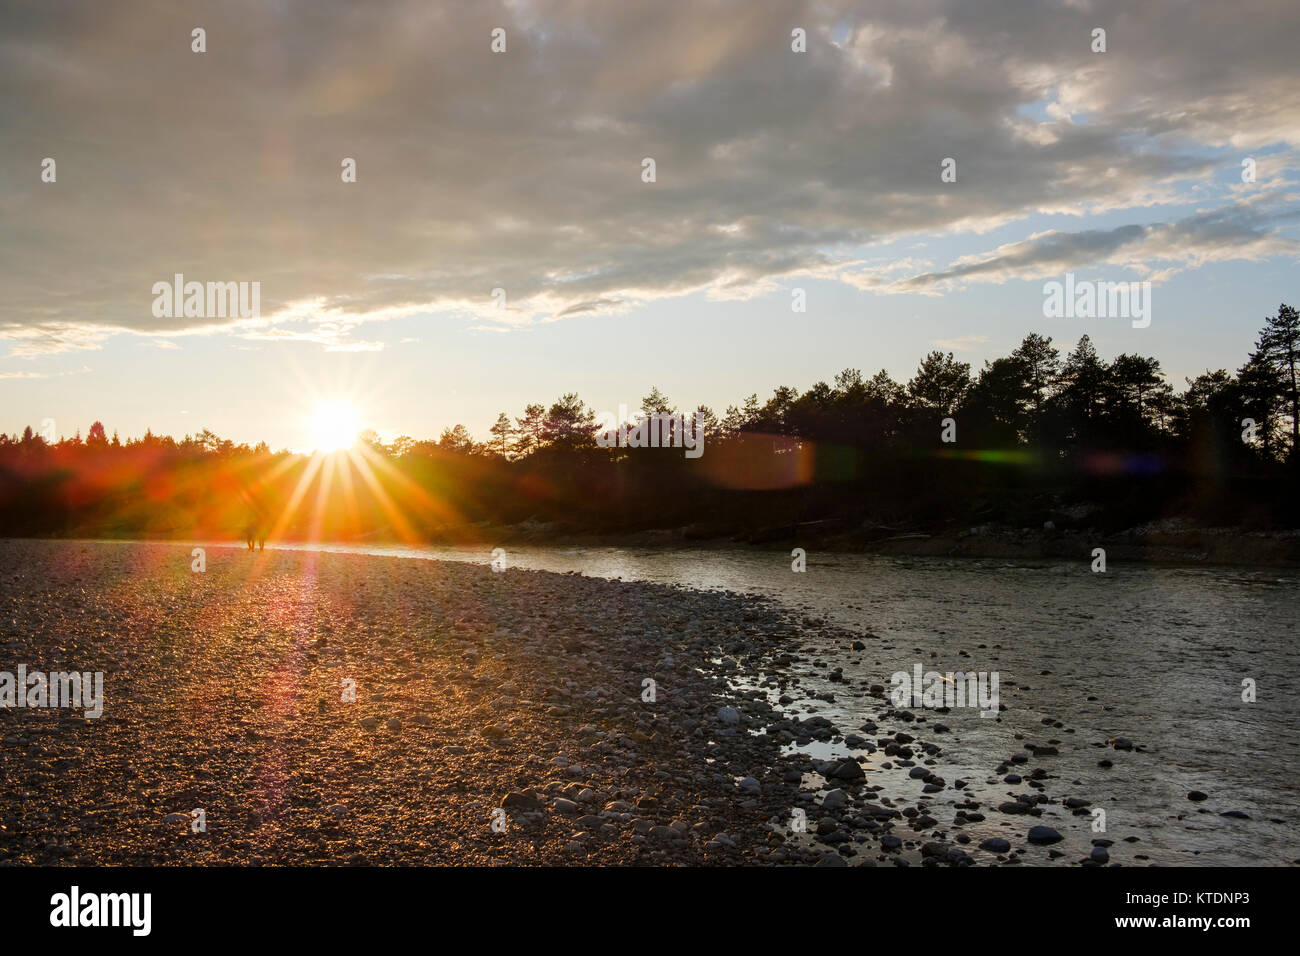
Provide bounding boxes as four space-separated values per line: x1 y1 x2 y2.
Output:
244 492 271 551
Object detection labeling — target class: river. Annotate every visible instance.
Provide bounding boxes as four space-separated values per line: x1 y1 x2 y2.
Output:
230 541 1300 864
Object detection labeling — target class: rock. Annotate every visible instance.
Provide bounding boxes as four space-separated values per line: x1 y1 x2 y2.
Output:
1090 846 1109 863
1027 825 1063 845
1187 790 1208 802
737 776 761 793
553 797 581 814
880 835 902 850
822 788 849 810
327 804 349 817
359 716 380 731
501 791 543 814
163 813 188 824
827 758 865 782
386 718 402 732
718 706 741 725
979 837 1011 853
1110 736 1134 751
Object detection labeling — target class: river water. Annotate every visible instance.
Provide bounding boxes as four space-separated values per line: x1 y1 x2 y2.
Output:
251 541 1300 865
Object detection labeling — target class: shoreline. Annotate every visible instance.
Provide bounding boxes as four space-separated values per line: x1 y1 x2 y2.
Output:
24 522 1300 568
2 540 1290 866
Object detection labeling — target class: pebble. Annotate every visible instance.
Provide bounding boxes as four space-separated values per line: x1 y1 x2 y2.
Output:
1027 825 1063 845
822 789 849 810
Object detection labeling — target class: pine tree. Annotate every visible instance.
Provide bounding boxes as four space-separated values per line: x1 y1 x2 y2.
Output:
1258 303 1299 455
489 412 514 458
513 403 546 456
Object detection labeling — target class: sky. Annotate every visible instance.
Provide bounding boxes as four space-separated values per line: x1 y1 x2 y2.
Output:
2 0 1298 452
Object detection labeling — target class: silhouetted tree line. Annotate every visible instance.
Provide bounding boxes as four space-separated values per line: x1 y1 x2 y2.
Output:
2 305 1298 540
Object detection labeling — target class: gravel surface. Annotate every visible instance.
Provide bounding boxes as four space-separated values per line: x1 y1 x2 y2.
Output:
0 539 828 865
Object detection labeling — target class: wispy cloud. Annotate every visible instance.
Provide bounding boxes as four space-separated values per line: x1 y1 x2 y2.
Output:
933 335 989 352
859 194 1300 293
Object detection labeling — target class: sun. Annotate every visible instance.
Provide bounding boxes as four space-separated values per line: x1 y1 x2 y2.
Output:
306 399 362 453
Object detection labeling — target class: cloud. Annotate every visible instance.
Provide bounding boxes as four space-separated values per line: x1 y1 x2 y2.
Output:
2 0 1300 351
932 335 989 351
862 193 1300 292
0 365 92 380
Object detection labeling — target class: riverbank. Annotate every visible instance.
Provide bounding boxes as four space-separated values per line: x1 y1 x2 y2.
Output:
0 539 825 865
3 540 1291 866
446 518 1300 567
42 518 1300 567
